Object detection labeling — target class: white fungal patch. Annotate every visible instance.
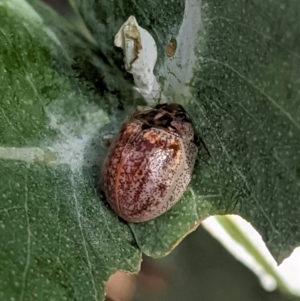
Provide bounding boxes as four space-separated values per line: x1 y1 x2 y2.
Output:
114 15 161 105
0 104 110 172
45 104 110 172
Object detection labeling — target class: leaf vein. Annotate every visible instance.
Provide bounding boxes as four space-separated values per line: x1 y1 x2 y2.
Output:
20 175 31 301
203 57 300 130
71 174 98 301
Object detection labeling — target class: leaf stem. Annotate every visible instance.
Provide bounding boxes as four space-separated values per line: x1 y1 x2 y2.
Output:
214 216 296 297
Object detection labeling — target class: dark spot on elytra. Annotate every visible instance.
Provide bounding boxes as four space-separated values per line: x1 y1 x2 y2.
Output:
154 103 186 114
157 114 173 124
154 114 177 132
175 112 191 123
157 183 167 196
144 110 157 119
169 195 174 202
154 104 165 110
141 123 152 131
169 143 180 157
129 196 157 216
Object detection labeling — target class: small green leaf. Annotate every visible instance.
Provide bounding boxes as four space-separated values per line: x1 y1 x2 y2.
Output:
0 0 141 299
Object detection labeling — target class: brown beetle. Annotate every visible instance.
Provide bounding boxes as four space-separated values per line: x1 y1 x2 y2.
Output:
101 103 199 223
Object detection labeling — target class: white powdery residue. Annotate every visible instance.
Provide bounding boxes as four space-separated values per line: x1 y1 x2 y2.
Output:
49 132 90 171
0 103 109 170
46 105 110 172
158 0 201 100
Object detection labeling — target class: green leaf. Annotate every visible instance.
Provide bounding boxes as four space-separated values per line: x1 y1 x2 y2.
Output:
0 0 141 299
1 0 300 298
72 0 300 263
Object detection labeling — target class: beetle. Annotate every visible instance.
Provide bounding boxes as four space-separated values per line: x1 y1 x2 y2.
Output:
101 103 202 223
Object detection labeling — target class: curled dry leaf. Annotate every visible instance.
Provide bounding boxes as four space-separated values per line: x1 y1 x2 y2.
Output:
114 15 161 105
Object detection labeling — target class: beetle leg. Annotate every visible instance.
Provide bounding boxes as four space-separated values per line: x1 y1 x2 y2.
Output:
200 137 210 157
194 132 210 157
